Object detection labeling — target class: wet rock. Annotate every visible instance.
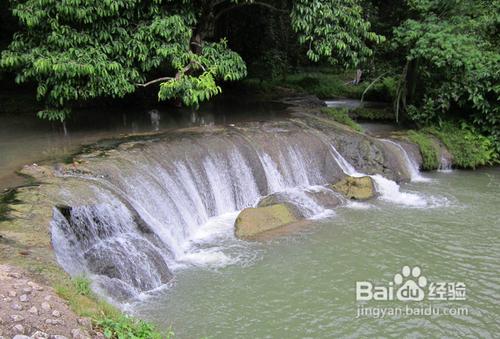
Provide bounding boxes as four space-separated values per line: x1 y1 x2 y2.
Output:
235 203 300 238
330 175 376 200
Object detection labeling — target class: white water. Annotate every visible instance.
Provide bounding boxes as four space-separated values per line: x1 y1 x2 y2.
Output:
382 139 430 182
51 125 445 302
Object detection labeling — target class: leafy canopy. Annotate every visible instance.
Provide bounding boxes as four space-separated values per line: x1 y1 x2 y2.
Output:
1 0 381 120
391 0 499 152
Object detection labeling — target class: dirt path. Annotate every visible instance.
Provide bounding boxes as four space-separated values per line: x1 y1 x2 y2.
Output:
0 265 102 339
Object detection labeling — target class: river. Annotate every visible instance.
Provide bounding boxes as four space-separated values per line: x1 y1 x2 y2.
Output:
131 168 500 338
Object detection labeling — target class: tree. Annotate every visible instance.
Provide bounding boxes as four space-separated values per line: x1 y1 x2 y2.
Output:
390 0 499 150
0 0 382 121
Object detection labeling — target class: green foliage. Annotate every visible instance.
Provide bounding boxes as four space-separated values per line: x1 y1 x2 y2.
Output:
292 0 384 66
322 107 363 132
1 0 382 120
425 121 497 169
96 316 172 339
391 0 499 149
73 276 92 296
351 107 394 120
407 130 440 170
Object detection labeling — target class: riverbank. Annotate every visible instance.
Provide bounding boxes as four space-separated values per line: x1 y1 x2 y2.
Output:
0 92 497 338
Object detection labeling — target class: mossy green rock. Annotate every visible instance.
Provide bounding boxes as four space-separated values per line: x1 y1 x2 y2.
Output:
330 175 375 200
234 204 300 239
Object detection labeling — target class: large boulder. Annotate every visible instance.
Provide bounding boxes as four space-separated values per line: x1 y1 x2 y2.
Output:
330 175 375 200
234 203 300 239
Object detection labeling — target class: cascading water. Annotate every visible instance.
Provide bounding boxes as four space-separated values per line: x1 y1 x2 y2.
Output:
381 139 430 182
50 117 443 303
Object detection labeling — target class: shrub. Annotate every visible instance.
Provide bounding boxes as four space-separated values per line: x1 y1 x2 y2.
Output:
321 107 362 132
96 316 172 339
425 122 497 169
407 130 440 170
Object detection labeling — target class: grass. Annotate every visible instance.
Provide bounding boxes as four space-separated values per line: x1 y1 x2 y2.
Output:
54 275 170 338
321 107 363 132
0 189 20 221
351 107 394 121
424 122 497 169
406 130 440 170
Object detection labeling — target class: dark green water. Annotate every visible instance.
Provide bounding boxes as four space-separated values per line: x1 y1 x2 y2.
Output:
133 168 500 338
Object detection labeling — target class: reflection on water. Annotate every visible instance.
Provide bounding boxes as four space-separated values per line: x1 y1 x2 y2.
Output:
0 95 288 190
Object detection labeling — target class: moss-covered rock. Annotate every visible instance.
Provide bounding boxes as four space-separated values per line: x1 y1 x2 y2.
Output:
330 175 375 200
234 203 300 239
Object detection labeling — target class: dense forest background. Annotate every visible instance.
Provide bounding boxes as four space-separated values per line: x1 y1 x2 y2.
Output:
0 0 498 165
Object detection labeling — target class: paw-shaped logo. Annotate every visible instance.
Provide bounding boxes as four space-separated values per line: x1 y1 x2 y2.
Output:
394 266 427 301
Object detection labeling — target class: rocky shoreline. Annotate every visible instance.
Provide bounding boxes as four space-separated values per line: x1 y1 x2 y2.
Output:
0 265 100 339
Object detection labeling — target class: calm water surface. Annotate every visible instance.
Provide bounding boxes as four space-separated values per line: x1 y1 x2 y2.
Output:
0 97 287 190
133 168 500 338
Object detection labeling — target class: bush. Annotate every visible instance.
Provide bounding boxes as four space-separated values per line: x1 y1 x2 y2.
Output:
407 130 440 170
321 107 362 132
351 107 394 121
425 122 497 169
97 316 172 339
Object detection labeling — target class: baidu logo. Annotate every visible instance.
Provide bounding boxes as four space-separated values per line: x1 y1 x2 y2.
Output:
356 265 465 302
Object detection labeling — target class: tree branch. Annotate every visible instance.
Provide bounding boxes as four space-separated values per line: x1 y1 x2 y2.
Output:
136 76 173 87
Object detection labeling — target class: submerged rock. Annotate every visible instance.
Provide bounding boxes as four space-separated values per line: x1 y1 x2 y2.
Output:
234 204 300 239
330 175 375 200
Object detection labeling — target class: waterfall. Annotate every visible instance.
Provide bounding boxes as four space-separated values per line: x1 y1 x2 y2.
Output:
381 139 430 182
50 118 443 302
438 154 453 172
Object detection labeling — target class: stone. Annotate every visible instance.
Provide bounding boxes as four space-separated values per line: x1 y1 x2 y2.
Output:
22 287 32 294
49 336 68 339
41 302 51 311
7 272 22 278
77 318 92 329
12 324 25 334
19 294 29 302
11 314 25 322
28 306 39 315
234 203 300 238
45 319 64 325
52 310 61 317
12 336 30 339
71 328 90 339
11 303 23 310
8 290 17 297
27 281 44 291
330 175 376 200
30 331 49 339
44 295 52 301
